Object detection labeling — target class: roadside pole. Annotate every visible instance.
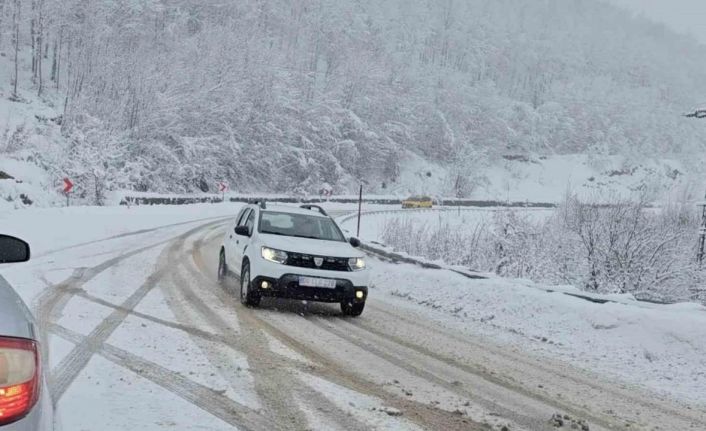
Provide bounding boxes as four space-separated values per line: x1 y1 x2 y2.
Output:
684 110 706 264
357 185 363 238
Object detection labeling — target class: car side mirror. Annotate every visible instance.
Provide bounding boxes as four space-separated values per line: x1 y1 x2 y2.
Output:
349 237 361 248
0 235 30 264
234 225 250 237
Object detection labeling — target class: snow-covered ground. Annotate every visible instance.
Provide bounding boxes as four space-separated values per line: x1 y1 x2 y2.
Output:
0 204 245 430
0 203 240 256
0 202 438 431
476 154 686 203
385 151 688 203
0 202 703 431
340 208 706 407
370 260 706 406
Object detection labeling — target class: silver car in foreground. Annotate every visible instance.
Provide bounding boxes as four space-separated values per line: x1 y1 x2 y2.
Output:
0 235 53 430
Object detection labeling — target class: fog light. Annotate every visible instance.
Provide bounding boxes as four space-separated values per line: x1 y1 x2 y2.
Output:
355 290 364 299
261 281 271 289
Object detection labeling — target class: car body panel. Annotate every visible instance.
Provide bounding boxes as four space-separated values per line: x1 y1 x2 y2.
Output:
0 276 35 340
257 234 363 258
248 252 369 287
0 277 54 430
252 274 368 303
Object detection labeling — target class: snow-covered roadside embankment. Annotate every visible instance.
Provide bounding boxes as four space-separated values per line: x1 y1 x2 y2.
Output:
338 208 706 407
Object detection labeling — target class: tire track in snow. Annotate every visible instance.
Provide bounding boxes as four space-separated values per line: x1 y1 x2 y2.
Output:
188 231 489 431
33 215 231 334
47 221 226 402
34 215 230 259
235 307 487 431
56 286 239 348
50 324 278 431
48 264 363 430
356 304 706 431
34 238 174 366
49 267 166 400
306 315 551 430
162 228 311 431
46 220 282 430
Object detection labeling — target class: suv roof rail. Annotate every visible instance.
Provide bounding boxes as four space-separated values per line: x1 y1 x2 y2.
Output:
254 200 266 209
300 204 328 216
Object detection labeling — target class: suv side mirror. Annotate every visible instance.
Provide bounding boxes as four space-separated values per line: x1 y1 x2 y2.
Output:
349 237 361 248
234 225 250 237
0 235 30 264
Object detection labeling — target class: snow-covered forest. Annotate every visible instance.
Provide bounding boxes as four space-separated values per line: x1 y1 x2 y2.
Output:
2 0 706 198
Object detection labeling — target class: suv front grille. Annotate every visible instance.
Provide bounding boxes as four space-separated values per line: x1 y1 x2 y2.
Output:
286 253 350 271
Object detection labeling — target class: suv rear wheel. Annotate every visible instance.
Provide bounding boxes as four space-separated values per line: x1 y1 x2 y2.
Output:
341 300 365 317
240 262 261 307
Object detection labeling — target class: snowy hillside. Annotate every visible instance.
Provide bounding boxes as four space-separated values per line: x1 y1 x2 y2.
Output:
1 0 706 204
389 152 687 202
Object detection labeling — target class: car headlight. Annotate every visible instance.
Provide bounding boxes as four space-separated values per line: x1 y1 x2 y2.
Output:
348 257 366 271
261 247 288 264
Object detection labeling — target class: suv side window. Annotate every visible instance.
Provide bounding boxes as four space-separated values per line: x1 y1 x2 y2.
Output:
237 209 251 227
234 208 247 226
244 210 256 235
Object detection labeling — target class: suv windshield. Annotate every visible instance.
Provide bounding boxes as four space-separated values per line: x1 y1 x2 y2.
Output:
259 211 346 242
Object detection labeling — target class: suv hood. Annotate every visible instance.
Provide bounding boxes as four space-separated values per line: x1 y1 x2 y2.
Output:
259 234 361 258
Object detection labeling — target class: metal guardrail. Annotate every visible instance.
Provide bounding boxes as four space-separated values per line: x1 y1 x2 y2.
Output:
121 196 224 206
120 195 558 208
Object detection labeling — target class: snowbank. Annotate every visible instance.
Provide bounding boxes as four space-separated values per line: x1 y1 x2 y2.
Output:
372 259 706 407
345 207 706 406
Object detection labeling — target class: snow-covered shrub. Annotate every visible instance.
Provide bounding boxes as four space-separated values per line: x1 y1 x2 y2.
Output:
381 216 490 270
557 195 704 301
381 197 706 304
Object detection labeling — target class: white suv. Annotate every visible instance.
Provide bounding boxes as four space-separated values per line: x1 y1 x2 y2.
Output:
218 203 369 316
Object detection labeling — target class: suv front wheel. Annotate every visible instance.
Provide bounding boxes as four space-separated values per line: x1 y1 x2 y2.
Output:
341 300 365 317
240 262 261 307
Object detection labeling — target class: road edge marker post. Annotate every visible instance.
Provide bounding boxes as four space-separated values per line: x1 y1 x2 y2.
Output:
62 177 74 207
217 181 228 203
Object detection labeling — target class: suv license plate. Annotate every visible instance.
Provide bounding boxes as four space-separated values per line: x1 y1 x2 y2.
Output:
299 277 337 289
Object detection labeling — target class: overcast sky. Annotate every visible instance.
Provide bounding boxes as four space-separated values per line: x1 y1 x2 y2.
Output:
606 0 706 44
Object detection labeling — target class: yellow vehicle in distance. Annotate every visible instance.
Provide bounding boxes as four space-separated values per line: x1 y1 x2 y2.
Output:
401 195 433 209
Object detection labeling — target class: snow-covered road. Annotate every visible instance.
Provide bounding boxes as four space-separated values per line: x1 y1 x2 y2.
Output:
0 204 704 430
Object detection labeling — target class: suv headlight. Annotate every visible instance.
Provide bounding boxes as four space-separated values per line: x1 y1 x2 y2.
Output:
262 247 288 264
348 257 366 271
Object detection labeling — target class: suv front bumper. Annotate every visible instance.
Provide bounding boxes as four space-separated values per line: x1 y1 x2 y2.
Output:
252 274 367 303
